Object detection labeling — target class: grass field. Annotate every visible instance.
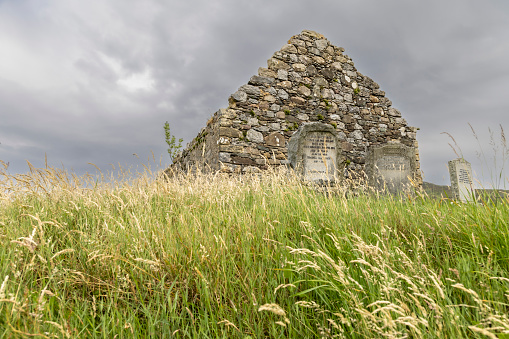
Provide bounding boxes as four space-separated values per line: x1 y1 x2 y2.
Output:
1 162 509 338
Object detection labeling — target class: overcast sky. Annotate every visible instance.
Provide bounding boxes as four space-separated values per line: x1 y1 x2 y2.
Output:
1 0 508 187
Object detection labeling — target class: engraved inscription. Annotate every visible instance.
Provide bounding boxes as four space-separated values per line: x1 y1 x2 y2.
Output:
366 143 417 194
382 148 406 156
448 158 475 202
303 132 337 182
375 155 411 187
287 122 342 185
458 169 471 184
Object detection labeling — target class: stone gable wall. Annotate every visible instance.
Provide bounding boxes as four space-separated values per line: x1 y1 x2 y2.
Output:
168 30 421 183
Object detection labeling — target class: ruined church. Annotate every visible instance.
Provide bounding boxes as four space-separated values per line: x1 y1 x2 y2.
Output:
166 30 421 186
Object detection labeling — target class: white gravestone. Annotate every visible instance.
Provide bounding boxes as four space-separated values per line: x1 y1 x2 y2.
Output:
288 122 342 185
365 143 418 194
448 158 475 202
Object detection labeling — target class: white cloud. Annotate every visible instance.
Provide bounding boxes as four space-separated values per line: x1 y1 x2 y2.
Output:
98 52 154 92
117 70 155 92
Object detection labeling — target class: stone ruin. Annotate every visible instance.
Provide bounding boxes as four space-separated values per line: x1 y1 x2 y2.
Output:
165 30 422 189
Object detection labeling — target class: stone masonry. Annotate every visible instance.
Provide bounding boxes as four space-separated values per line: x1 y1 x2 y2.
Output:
166 30 422 184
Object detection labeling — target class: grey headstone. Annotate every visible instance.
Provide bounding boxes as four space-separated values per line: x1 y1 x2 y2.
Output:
288 122 343 185
448 158 475 202
365 143 418 194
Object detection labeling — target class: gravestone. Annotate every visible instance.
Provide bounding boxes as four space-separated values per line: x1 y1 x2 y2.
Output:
288 122 342 185
448 158 475 202
365 143 418 194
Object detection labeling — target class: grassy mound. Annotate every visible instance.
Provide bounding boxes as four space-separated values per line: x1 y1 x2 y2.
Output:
1 165 508 338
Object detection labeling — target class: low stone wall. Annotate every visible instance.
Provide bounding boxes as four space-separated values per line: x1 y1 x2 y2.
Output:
167 30 421 185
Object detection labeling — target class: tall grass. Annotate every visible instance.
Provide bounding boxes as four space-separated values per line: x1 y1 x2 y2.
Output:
0 161 508 338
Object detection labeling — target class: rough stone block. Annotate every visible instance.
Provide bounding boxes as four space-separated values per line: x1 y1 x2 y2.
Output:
249 76 275 86
265 132 285 147
258 67 277 78
246 129 264 143
220 127 242 138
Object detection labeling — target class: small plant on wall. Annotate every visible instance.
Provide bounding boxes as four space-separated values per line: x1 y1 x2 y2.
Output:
164 121 183 162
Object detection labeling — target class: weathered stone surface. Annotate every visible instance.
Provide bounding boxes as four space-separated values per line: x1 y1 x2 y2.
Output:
245 146 261 156
249 76 275 86
218 152 231 162
288 122 342 185
231 91 247 102
350 130 363 140
281 44 298 53
388 108 402 117
265 132 285 147
289 71 301 81
247 117 259 126
342 142 354 152
313 56 326 64
289 38 306 47
369 95 379 103
448 158 475 202
314 77 328 87
296 46 307 54
321 68 335 80
315 39 328 50
279 81 292 88
268 58 290 71
271 104 280 111
268 122 280 130
277 70 288 80
331 62 342 71
365 143 418 194
298 85 311 97
259 101 269 110
291 96 306 105
309 47 321 56
278 89 289 99
220 145 244 153
343 115 354 124
258 67 277 78
264 95 276 103
240 84 261 97
246 129 264 143
231 156 257 165
299 55 312 65
306 65 317 76
297 113 309 120
293 63 306 72
220 127 242 138
301 30 324 39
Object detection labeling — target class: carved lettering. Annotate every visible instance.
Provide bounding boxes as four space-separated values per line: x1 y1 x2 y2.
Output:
303 132 337 179
448 159 475 202
366 144 417 194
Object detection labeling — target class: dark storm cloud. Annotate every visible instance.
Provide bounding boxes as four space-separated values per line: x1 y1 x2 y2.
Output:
0 0 508 187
